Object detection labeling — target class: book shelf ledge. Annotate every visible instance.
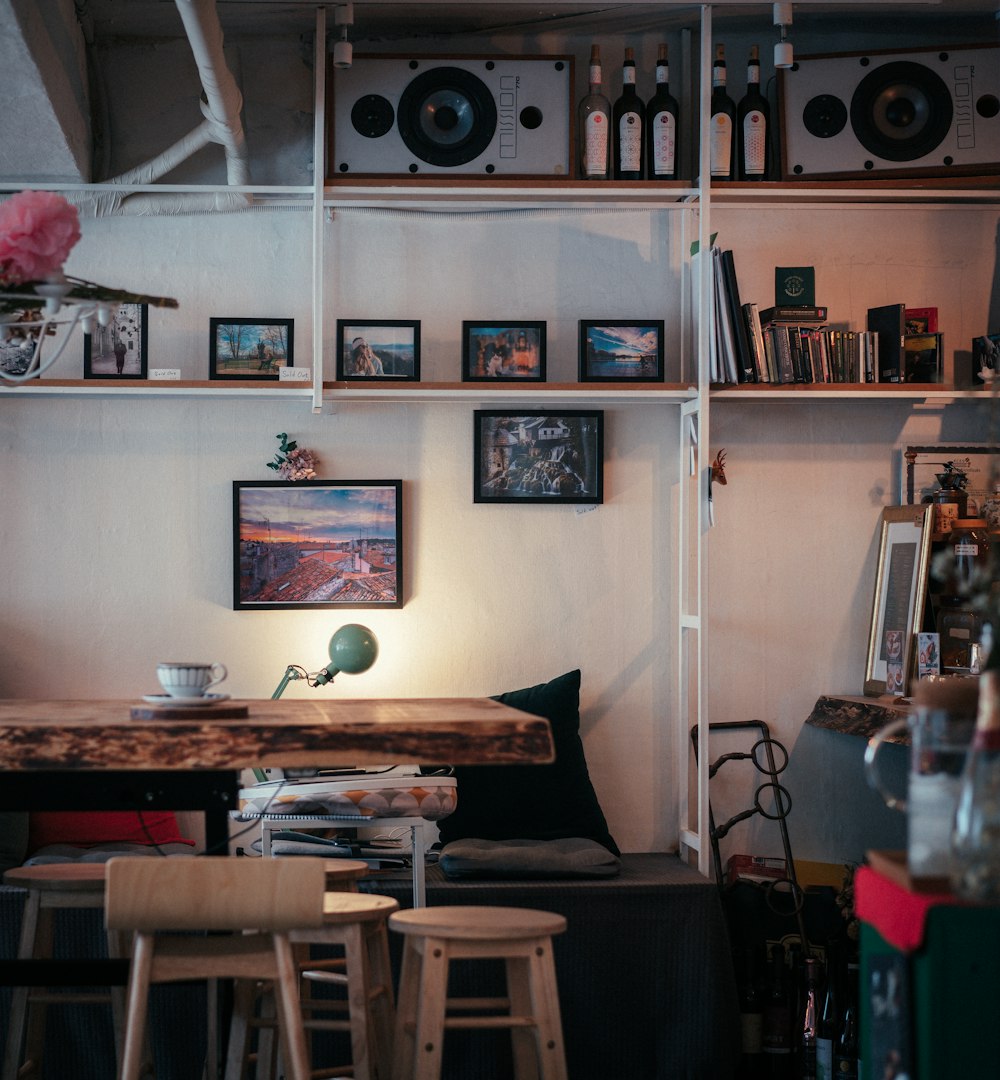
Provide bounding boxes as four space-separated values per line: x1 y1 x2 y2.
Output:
709 383 983 402
323 381 698 404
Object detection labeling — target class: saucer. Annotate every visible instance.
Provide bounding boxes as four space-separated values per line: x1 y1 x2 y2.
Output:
142 693 231 707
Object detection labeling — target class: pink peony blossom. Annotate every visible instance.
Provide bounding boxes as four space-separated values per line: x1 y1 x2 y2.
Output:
0 191 81 285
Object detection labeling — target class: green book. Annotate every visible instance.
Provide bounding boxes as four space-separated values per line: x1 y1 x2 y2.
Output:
775 266 816 307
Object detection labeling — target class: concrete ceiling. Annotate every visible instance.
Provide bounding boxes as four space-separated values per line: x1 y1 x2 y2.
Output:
2 0 998 186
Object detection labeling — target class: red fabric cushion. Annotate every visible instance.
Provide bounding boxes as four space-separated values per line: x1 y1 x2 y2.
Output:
27 811 194 852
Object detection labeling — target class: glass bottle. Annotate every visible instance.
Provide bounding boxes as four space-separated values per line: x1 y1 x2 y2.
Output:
578 44 611 180
737 45 770 180
762 942 792 1078
801 957 820 1080
815 943 838 1080
710 44 736 181
832 961 859 1080
645 43 679 180
737 944 764 1078
951 667 1000 901
612 46 644 179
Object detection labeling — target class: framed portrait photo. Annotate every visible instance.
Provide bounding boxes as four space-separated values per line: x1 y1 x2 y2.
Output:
335 320 420 381
864 503 933 697
233 480 403 610
83 302 147 379
462 321 546 381
209 318 293 380
473 410 604 505
578 320 665 382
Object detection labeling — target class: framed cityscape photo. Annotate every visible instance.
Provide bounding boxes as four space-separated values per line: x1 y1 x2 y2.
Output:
233 480 403 610
83 302 148 379
473 410 604 504
462 321 546 381
578 320 665 382
335 320 420 381
209 318 293 380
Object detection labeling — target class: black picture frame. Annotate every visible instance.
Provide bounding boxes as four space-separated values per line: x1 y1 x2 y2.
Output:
578 320 665 382
335 320 420 381
462 321 546 381
233 479 403 610
473 410 604 504
83 302 148 379
209 318 294 380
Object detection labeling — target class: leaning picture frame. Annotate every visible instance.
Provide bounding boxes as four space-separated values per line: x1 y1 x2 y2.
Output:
863 503 933 697
462 322 546 381
209 318 294 380
83 302 148 379
335 320 420 381
233 479 403 610
473 410 604 504
578 320 665 382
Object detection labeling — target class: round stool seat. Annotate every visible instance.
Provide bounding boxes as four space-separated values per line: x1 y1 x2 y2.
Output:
320 891 399 924
390 904 567 941
3 863 107 891
320 857 369 889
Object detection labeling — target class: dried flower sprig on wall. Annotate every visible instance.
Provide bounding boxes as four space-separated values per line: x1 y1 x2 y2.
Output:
266 432 318 482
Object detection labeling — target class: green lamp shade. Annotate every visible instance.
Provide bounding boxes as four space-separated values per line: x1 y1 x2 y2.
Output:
328 623 379 676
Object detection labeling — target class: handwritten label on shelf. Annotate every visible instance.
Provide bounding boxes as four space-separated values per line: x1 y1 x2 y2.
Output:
279 367 311 382
148 369 181 380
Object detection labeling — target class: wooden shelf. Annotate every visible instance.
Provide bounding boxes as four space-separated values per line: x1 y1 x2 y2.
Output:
0 379 314 397
323 380 697 403
710 383 984 402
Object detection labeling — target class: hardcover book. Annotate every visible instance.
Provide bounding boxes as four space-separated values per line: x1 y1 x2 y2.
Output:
758 305 827 325
775 266 815 307
867 303 906 383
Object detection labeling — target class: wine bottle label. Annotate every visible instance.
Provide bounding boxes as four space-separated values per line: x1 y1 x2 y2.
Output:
955 542 979 555
650 111 676 174
619 112 642 170
747 64 761 85
713 65 726 88
623 66 636 86
589 63 602 86
742 111 766 175
583 112 609 175
656 62 669 84
710 113 733 176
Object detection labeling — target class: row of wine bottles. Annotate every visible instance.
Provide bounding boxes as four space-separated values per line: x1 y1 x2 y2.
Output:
576 43 772 181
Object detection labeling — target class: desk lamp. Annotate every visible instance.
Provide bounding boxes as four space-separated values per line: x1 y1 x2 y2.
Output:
271 623 379 699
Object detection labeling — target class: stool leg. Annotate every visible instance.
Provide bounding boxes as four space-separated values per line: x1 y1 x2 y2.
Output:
2 890 43 1080
366 922 395 1080
341 921 375 1080
410 937 448 1080
391 937 422 1080
120 933 156 1080
505 955 540 1080
525 941 567 1080
271 935 311 1080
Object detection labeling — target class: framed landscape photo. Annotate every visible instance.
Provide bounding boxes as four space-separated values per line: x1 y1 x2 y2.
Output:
209 318 293 380
462 321 546 381
473 410 604 504
864 504 933 697
335 320 420 381
233 480 403 610
578 320 665 382
83 302 147 379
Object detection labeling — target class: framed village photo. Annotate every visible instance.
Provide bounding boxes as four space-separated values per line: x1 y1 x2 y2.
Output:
233 480 403 610
864 503 933 696
83 302 148 379
335 320 420 381
462 322 546 381
473 410 604 505
209 318 294 380
578 320 665 382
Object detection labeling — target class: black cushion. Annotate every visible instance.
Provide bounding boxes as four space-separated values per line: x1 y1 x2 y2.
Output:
440 837 621 880
436 669 620 855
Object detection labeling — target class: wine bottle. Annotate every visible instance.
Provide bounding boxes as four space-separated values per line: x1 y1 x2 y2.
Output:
710 43 736 181
737 945 764 1078
738 45 770 180
815 945 838 1080
762 943 792 1079
800 957 820 1080
832 961 859 1080
578 44 611 180
612 46 644 179
645 43 679 180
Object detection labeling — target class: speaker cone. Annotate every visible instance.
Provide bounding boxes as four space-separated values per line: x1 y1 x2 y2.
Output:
397 66 498 167
850 60 953 162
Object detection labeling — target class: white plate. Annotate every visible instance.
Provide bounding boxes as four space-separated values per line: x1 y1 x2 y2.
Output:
141 693 231 707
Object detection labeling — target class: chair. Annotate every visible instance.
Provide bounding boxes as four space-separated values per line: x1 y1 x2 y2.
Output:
389 905 568 1080
2 863 133 1080
105 855 328 1080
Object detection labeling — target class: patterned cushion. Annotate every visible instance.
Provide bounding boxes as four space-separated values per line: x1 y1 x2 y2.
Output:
236 774 457 821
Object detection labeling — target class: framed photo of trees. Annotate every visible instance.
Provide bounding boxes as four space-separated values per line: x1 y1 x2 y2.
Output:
209 318 294 380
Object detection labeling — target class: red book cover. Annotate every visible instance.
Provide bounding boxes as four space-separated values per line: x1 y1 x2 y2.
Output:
905 307 938 334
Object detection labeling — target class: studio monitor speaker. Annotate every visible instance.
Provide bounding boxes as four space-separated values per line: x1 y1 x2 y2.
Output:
780 44 1000 179
329 54 573 177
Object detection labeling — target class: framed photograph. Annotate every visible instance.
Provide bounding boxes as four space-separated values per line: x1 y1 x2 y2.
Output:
903 445 999 519
83 302 147 379
864 504 933 697
335 320 420 381
233 480 403 610
473 410 604 504
209 318 293 380
578 320 665 382
462 322 546 381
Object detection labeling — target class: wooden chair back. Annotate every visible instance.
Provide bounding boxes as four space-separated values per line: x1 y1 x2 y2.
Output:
104 855 327 932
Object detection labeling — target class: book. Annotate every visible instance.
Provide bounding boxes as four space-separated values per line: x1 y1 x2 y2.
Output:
904 332 943 382
867 303 906 383
775 265 815 307
742 302 769 382
721 249 756 382
905 306 938 334
758 304 828 325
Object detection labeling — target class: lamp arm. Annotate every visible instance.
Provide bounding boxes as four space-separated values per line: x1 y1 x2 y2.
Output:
271 664 309 700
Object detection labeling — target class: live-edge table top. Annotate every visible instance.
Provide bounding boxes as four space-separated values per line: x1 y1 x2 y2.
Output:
0 697 555 771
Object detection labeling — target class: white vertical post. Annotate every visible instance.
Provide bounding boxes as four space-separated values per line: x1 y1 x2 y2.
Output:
312 7 327 413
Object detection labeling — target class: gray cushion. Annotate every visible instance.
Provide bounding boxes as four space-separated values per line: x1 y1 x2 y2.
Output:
440 837 621 880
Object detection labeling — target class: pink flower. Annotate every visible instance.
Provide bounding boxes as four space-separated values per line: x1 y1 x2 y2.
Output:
0 191 81 285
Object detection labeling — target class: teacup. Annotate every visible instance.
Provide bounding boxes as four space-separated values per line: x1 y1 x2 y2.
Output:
157 661 227 698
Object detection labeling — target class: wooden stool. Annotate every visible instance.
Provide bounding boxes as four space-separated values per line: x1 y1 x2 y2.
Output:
1 863 132 1080
389 905 568 1080
105 855 329 1080
227 889 398 1080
